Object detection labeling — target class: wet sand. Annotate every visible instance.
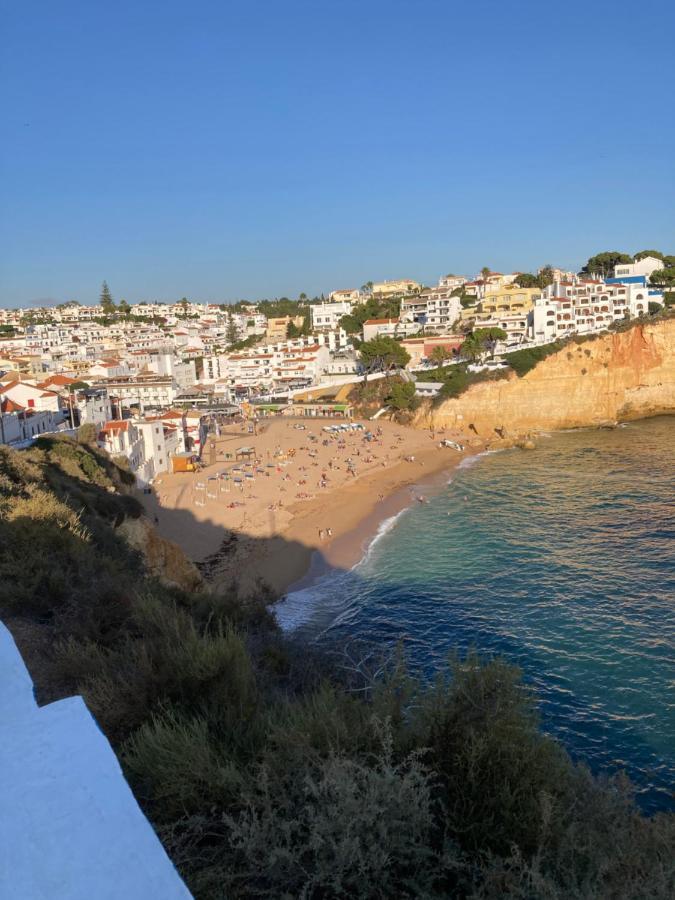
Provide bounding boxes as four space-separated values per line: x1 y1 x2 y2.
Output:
142 417 482 597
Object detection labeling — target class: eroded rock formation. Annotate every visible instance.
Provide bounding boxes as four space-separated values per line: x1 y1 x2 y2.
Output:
413 318 675 439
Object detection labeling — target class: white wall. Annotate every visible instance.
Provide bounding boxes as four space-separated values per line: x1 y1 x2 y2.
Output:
0 622 192 900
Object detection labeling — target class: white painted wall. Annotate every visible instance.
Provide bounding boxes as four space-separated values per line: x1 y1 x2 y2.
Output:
0 623 192 900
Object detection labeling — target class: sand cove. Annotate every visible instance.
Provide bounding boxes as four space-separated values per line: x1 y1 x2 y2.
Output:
141 417 483 597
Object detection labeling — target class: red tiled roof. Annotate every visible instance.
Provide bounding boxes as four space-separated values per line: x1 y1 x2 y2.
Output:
1 397 24 412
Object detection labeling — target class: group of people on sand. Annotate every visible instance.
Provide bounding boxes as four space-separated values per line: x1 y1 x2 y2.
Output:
318 527 333 541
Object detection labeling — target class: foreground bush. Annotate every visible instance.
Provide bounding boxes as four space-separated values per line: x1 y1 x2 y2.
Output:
1 439 674 899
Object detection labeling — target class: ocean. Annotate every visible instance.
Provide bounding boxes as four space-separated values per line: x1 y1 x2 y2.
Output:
277 416 675 813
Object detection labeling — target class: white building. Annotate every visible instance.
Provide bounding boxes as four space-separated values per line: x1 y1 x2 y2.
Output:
0 399 63 445
362 318 421 342
400 289 461 333
437 274 466 290
92 374 178 411
310 300 353 331
613 256 664 280
531 281 659 343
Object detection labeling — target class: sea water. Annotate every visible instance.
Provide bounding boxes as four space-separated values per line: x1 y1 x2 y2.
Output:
277 416 675 812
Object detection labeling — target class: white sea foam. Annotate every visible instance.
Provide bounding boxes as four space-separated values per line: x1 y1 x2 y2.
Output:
277 508 410 633
355 508 408 569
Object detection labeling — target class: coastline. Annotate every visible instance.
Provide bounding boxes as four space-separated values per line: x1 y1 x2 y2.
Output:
225 437 485 599
141 417 484 601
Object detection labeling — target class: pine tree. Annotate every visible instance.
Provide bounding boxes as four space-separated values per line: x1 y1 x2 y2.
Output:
100 281 115 314
226 312 238 346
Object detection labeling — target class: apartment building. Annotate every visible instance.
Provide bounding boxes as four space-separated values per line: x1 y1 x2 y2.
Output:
265 316 304 341
91 374 178 410
371 279 421 297
400 289 461 332
362 318 421 341
329 289 362 304
310 300 352 331
437 274 467 290
531 281 659 343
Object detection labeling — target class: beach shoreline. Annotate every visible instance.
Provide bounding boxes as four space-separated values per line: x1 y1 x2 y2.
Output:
141 416 484 600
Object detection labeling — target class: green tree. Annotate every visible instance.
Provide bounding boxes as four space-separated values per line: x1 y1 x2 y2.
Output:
633 250 664 261
514 272 538 288
480 266 491 282
118 299 131 316
537 264 555 289
461 327 507 362
99 281 115 314
429 345 450 367
359 336 410 373
648 301 662 316
580 251 632 278
286 321 301 338
648 268 675 289
226 313 239 346
386 381 416 410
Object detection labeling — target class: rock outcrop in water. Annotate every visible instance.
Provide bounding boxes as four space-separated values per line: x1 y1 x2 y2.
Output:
414 318 675 438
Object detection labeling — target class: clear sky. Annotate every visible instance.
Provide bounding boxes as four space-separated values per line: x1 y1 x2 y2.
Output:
1 0 674 307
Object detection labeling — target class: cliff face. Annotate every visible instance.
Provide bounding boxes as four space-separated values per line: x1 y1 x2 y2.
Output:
414 318 675 438
117 516 204 593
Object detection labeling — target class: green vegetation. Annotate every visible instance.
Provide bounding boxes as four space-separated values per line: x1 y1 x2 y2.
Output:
338 296 401 335
461 327 507 362
385 380 416 411
514 265 554 290
100 280 115 315
649 268 675 290
359 336 410 372
227 334 260 352
580 251 633 278
580 248 675 279
504 340 565 376
1 437 673 898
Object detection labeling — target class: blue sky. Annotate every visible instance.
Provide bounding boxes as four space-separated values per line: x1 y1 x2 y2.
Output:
1 0 674 307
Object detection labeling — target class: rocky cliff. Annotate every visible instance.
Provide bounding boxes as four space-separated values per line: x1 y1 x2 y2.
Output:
414 318 675 439
117 516 204 593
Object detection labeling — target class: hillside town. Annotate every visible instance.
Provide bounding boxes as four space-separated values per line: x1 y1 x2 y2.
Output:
0 253 670 484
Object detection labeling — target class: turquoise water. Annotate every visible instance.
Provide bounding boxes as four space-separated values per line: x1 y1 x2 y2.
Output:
278 416 675 812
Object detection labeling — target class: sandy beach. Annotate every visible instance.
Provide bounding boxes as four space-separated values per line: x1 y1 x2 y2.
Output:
141 417 483 597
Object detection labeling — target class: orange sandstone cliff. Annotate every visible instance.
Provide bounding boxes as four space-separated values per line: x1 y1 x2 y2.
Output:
413 318 675 439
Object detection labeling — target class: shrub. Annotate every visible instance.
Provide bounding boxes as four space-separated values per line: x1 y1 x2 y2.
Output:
421 653 573 857
386 381 416 411
218 724 455 899
505 341 565 377
77 423 97 444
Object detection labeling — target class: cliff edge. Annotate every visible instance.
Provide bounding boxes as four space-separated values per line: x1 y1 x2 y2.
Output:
413 317 675 439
